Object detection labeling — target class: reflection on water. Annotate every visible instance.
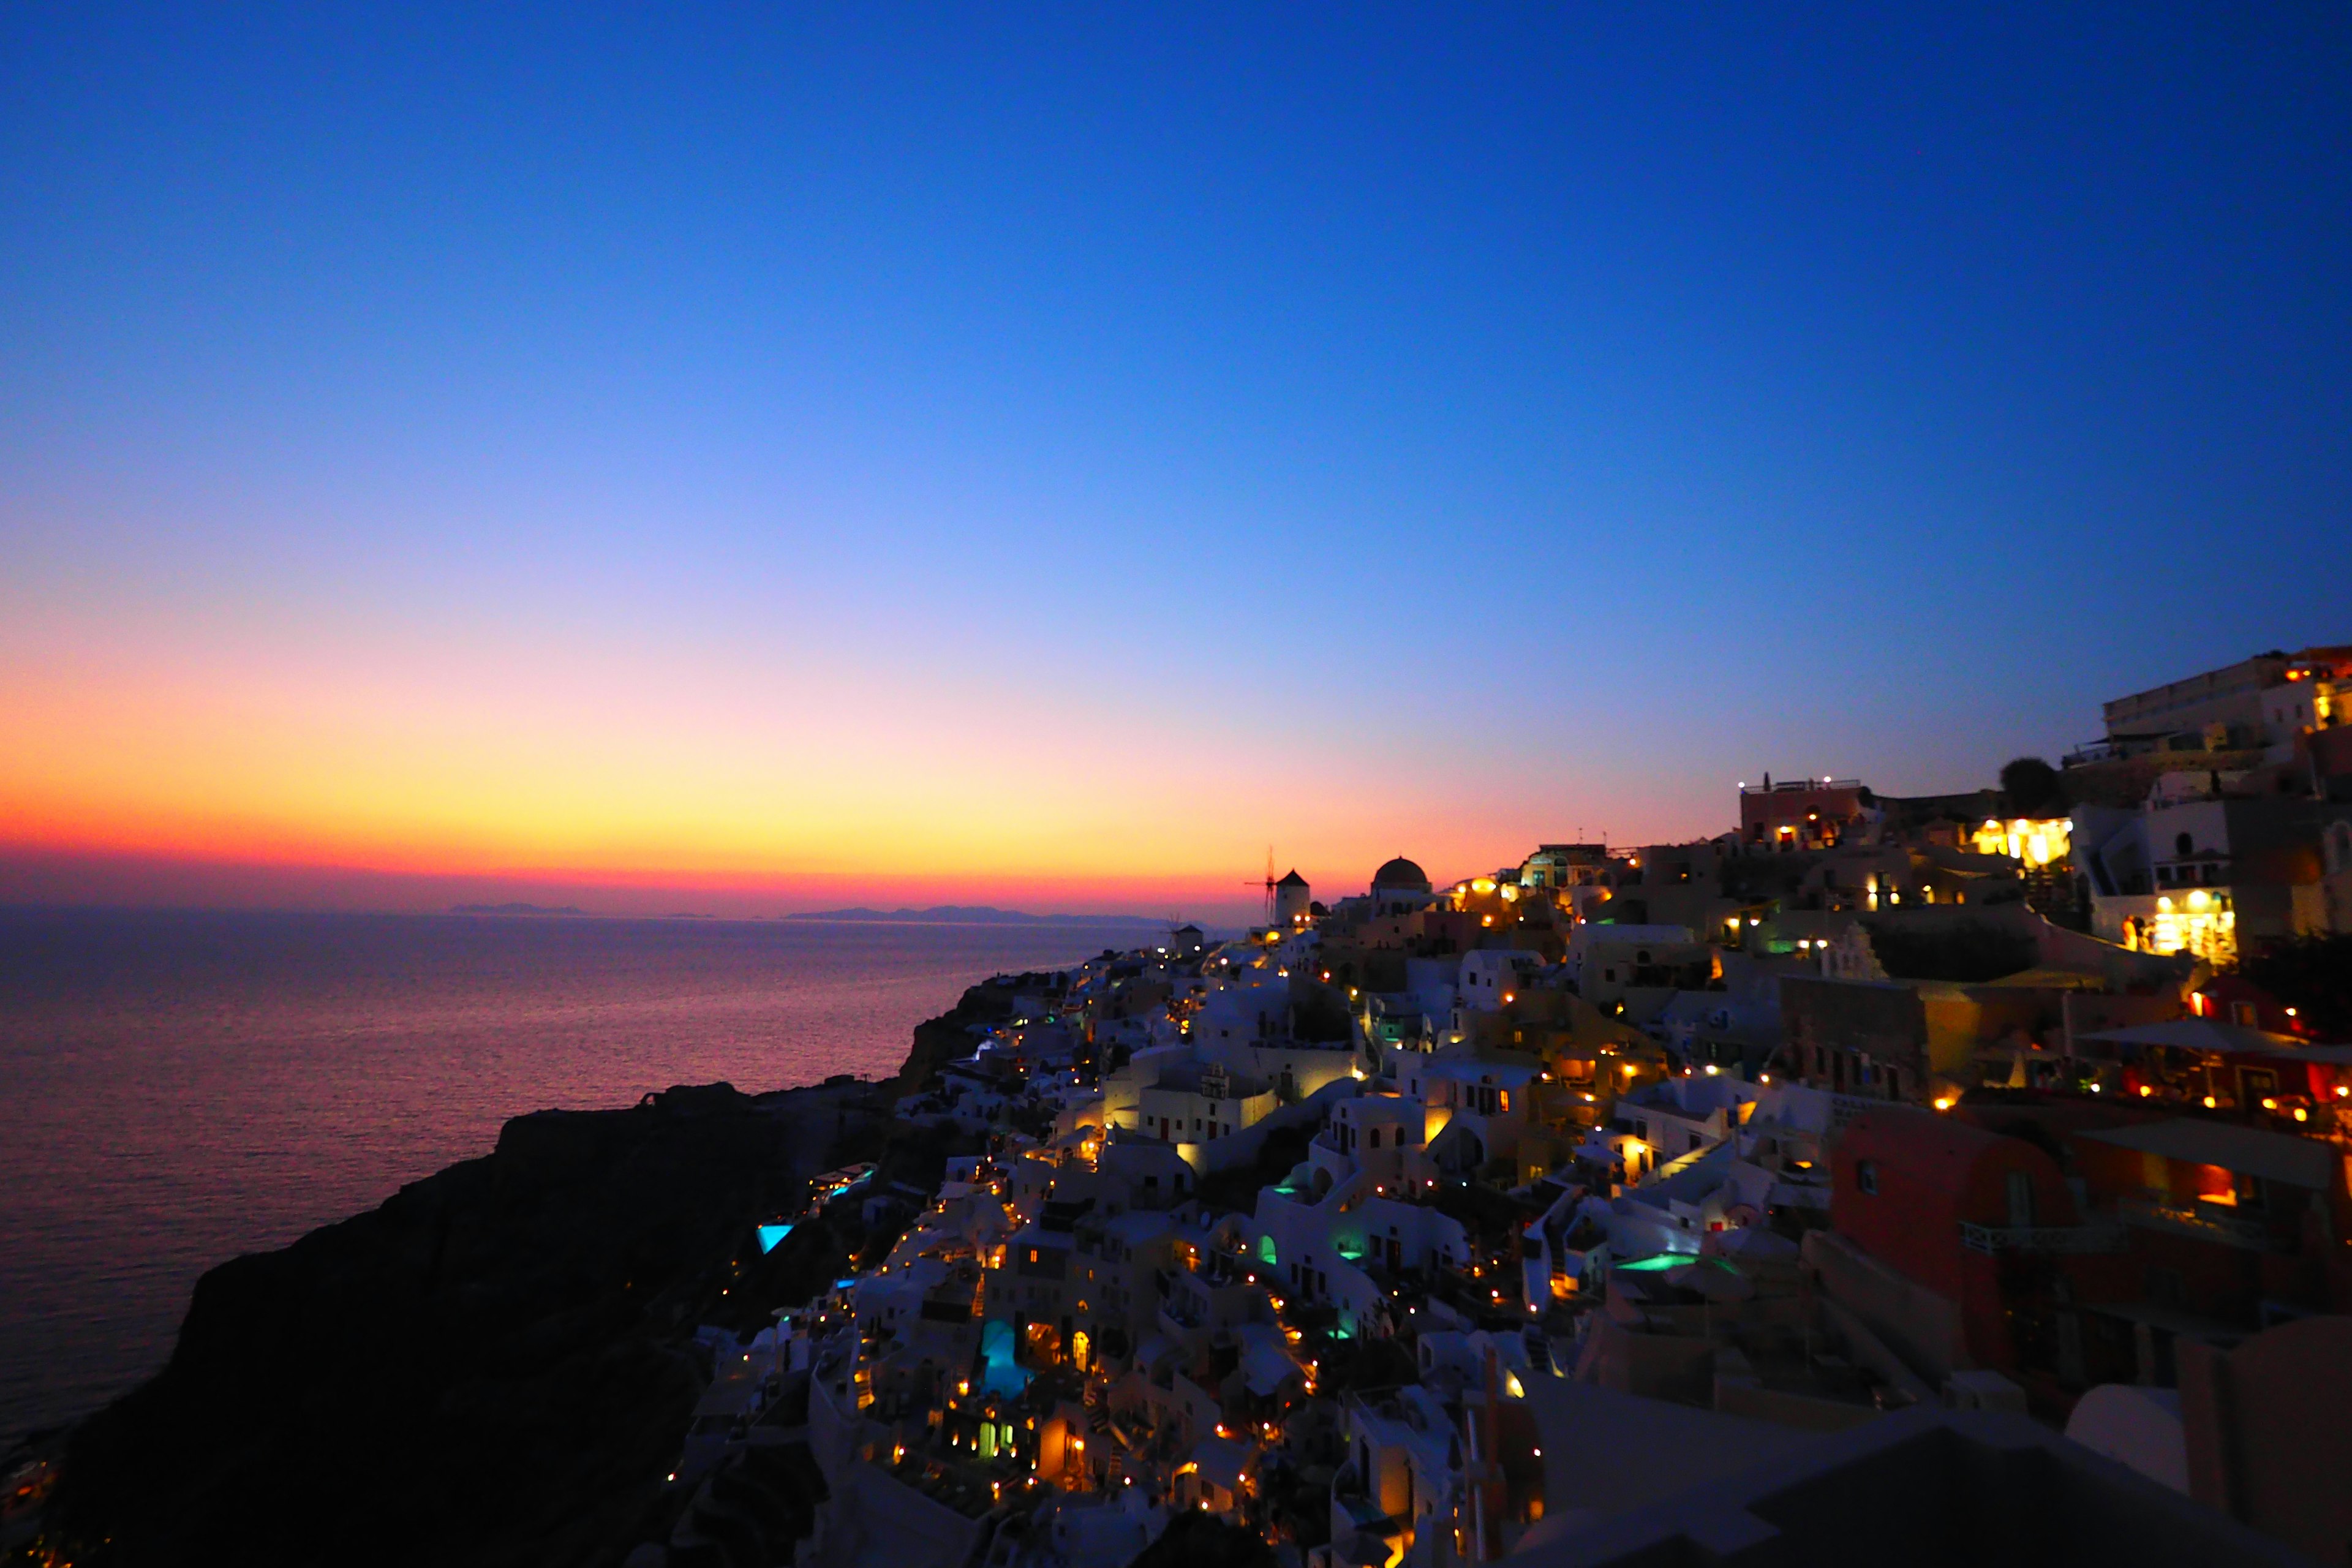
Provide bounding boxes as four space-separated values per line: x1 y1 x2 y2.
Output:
0 908 1139 1443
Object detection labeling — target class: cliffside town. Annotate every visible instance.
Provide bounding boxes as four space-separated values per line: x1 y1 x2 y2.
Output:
16 644 2352 1568
644 646 2352 1568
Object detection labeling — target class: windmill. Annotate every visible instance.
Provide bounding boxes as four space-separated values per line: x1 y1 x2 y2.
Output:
1243 846 1278 924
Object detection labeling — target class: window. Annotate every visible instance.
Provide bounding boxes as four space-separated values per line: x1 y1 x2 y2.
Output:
2007 1170 2035 1229
1856 1159 1878 1195
2176 831 2194 856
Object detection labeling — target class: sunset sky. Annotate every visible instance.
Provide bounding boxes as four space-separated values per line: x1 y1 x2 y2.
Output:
4 7 2347 924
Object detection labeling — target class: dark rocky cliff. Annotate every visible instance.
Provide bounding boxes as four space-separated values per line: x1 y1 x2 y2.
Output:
45 1080 880 1568
886 970 1065 1094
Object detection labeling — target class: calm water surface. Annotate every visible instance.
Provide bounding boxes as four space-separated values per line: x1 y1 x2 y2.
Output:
0 908 1139 1444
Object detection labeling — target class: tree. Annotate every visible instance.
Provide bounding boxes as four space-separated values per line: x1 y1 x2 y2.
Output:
1999 756 2065 816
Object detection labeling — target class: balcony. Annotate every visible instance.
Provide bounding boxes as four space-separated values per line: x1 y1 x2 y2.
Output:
1957 1220 2126 1256
2116 1191 2285 1251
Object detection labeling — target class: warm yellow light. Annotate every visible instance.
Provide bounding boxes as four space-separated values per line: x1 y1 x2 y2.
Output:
2203 1096 2217 1109
1933 1097 1954 1112
2261 1098 2278 1110
2139 1085 2152 1097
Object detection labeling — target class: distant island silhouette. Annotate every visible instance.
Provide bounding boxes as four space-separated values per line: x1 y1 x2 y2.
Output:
786 905 1167 927
449 902 588 916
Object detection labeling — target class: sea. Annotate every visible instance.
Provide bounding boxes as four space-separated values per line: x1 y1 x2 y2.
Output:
0 907 1151 1447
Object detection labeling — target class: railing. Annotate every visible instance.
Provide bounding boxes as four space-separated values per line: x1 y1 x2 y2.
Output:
2117 1191 2283 1251
1958 1220 2127 1255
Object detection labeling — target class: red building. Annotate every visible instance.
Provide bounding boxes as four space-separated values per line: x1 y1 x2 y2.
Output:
2184 973 2313 1038
2068 1118 2349 1334
1826 1102 2352 1400
1738 776 1867 850
1829 1109 2095 1375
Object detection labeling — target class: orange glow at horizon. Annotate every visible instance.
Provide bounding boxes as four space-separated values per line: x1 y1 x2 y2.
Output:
1 647 1676 916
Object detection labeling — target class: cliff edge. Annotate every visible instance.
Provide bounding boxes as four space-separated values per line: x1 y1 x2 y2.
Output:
47 1080 881 1568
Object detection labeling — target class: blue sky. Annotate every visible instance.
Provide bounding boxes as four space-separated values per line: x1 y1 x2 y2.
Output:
2 5 2346 912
